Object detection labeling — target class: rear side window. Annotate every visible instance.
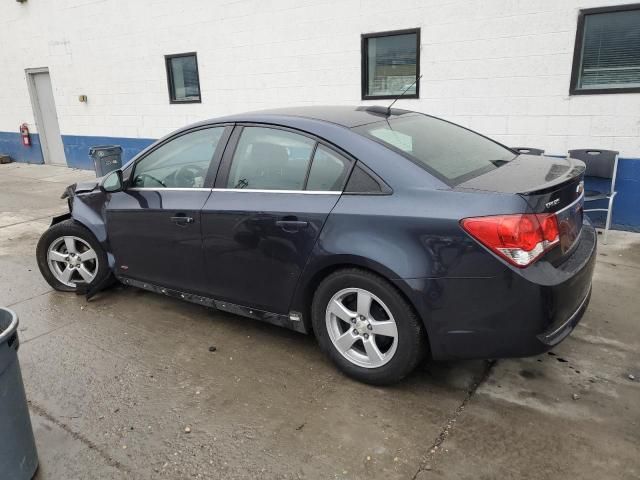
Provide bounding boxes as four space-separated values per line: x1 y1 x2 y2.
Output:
345 164 386 194
306 145 350 191
227 127 315 190
353 114 516 185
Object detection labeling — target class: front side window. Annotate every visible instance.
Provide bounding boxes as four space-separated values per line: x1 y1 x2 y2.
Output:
571 5 640 94
362 28 420 99
227 127 315 190
353 114 515 185
132 128 224 188
165 53 201 103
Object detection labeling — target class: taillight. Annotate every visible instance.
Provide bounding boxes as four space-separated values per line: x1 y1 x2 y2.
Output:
460 213 560 267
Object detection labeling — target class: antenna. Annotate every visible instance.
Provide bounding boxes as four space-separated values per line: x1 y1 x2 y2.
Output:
386 74 423 116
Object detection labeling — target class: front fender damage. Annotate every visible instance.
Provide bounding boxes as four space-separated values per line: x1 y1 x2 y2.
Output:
61 183 77 200
64 179 99 197
51 182 116 300
50 212 72 226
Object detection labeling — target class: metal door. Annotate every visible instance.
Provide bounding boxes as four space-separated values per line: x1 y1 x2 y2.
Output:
201 190 340 314
106 189 212 293
27 69 67 165
200 125 352 314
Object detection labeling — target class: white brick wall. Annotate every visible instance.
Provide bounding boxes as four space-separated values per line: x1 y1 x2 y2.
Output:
0 0 639 156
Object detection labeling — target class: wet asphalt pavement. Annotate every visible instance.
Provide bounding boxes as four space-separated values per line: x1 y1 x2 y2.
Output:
1 163 638 479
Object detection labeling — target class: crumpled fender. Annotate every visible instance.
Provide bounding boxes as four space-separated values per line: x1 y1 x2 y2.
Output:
69 194 108 245
55 182 106 241
53 184 114 268
50 212 72 226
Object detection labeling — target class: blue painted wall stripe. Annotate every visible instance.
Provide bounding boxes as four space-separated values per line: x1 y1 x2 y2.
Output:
1 130 639 231
0 131 44 164
61 134 155 170
605 157 640 232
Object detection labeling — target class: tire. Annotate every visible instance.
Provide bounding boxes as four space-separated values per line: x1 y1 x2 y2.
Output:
36 219 110 292
312 268 427 385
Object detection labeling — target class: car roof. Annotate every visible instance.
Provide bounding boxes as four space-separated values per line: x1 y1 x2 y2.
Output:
210 105 416 128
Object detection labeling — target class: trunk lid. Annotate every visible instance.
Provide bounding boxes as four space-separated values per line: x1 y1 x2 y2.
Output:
457 154 586 257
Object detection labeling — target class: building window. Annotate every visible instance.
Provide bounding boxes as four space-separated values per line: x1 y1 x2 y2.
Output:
165 53 201 103
570 4 640 95
361 28 420 100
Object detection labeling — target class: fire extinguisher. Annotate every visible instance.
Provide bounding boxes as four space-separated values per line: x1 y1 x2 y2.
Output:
20 123 31 147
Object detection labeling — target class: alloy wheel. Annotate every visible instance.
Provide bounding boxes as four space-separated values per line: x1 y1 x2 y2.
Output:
47 236 99 287
325 287 399 368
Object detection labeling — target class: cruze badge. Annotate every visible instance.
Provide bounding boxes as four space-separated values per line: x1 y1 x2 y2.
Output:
545 198 560 209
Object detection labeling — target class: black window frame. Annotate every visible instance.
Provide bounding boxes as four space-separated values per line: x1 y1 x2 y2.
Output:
570 3 640 95
361 28 421 100
165 52 202 104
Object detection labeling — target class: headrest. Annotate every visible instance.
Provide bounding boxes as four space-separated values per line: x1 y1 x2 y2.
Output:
248 142 288 170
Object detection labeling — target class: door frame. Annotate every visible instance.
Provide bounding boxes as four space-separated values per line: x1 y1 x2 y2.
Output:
25 67 62 165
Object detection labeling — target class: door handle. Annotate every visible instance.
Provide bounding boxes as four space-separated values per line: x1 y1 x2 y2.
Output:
170 214 194 226
275 220 309 232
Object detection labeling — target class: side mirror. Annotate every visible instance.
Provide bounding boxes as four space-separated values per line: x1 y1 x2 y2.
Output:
100 169 124 193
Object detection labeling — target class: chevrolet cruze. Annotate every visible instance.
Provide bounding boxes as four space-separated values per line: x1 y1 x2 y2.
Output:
36 106 596 384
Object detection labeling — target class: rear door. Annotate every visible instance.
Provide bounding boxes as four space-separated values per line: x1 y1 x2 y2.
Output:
106 126 231 293
201 125 353 314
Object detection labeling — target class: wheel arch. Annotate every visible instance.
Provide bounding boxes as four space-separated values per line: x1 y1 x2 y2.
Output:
290 255 432 346
51 197 114 269
36 215 113 293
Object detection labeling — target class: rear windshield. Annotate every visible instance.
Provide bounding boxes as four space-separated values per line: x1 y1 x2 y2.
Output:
353 114 516 185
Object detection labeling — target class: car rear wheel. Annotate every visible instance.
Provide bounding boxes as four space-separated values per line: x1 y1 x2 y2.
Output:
312 268 427 385
36 219 110 292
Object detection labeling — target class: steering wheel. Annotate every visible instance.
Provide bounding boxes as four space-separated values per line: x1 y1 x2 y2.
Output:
136 173 166 187
173 165 206 188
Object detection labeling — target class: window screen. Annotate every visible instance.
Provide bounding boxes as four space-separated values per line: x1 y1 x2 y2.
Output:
572 6 640 93
362 29 419 99
166 53 201 103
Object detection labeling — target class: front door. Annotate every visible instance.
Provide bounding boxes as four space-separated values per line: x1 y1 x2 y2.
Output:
106 126 230 293
28 69 67 165
201 125 353 314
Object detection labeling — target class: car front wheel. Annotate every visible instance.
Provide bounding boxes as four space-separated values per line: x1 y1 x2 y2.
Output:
312 268 427 385
36 219 110 292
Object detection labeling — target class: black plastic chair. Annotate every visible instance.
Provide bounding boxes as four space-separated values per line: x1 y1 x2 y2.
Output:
568 149 619 243
513 147 545 156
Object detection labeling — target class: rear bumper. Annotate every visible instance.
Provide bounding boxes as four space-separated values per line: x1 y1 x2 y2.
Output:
537 285 591 347
397 220 597 361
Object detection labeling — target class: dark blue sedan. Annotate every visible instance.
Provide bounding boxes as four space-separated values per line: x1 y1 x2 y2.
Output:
36 106 596 384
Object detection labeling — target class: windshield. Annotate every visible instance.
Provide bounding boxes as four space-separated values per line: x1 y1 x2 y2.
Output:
353 114 516 185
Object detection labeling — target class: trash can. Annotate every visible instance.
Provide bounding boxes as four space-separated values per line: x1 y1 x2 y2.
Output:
89 145 123 177
0 308 38 480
